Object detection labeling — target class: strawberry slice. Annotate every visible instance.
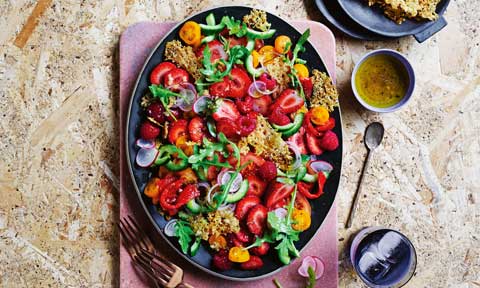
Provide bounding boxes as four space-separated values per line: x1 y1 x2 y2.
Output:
213 99 240 121
229 68 252 98
196 40 228 63
305 130 323 155
234 229 253 243
140 121 160 140
268 107 291 126
250 242 270 256
251 95 272 116
265 182 294 208
150 62 176 85
240 255 264 270
287 127 307 154
209 77 232 98
188 116 207 143
236 96 254 114
300 77 313 99
246 204 268 235
235 195 261 220
246 175 267 197
271 89 304 114
216 118 241 140
168 119 188 144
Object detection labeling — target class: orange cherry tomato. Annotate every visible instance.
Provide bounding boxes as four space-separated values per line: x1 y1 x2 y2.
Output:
310 106 329 126
252 50 260 68
144 177 161 199
258 45 276 64
274 35 292 54
175 167 197 184
294 63 309 78
228 247 250 263
291 208 311 231
179 21 201 47
209 235 227 249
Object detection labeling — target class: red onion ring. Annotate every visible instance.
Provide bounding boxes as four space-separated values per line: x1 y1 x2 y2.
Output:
286 141 302 169
298 256 325 280
309 161 333 174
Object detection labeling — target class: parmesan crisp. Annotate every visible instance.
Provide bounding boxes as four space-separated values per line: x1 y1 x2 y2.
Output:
367 0 440 24
164 40 202 81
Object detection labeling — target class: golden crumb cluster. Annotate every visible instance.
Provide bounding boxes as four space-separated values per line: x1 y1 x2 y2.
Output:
189 210 240 242
164 40 202 80
238 115 292 170
310 69 339 112
367 0 440 24
265 57 291 96
242 9 271 32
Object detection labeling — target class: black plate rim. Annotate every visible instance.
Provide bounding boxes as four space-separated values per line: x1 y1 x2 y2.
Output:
125 5 343 281
314 0 391 41
337 0 450 37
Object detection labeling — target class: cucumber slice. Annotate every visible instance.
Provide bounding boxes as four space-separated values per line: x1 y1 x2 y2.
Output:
190 237 201 256
200 23 225 35
201 34 215 44
295 166 307 183
246 38 255 52
226 179 249 203
281 113 305 138
302 173 317 183
206 13 216 26
245 54 265 78
186 199 201 214
246 28 276 39
272 122 296 132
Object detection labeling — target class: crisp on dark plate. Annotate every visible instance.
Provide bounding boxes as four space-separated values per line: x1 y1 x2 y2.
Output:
126 6 342 280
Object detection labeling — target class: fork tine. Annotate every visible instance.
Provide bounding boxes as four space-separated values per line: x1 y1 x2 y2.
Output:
118 219 138 257
140 248 176 270
136 255 170 284
134 256 168 287
127 215 155 251
138 249 175 274
124 216 150 252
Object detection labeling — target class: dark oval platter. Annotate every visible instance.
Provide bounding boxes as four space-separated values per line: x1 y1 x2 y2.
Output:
126 6 343 281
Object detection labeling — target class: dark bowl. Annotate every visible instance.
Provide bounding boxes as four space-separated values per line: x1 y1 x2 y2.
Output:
126 5 343 281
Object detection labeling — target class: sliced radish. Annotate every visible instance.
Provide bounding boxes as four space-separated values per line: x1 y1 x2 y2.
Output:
309 161 333 176
273 207 287 219
298 256 325 280
248 80 277 98
193 96 212 114
206 184 221 204
164 219 178 237
136 138 155 149
286 141 302 169
218 170 243 192
218 203 236 212
136 148 158 167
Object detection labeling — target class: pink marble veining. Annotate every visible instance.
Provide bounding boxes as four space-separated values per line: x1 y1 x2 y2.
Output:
119 21 338 288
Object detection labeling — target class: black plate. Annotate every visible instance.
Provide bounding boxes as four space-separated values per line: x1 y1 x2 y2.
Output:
337 0 449 42
314 0 390 41
126 6 343 281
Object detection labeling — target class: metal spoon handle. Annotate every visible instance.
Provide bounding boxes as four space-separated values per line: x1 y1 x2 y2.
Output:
345 150 372 228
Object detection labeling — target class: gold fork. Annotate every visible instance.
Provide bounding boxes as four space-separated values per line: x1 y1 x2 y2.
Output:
118 216 194 288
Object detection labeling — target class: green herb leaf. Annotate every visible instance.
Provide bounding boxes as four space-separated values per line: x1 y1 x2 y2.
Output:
174 220 194 254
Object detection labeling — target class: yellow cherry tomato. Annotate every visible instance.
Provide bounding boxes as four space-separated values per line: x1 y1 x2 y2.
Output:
274 35 292 54
175 136 194 156
258 45 276 64
310 106 329 126
209 235 227 249
294 63 309 78
144 177 161 199
291 208 311 231
175 167 197 184
252 50 260 68
179 21 201 47
228 246 250 263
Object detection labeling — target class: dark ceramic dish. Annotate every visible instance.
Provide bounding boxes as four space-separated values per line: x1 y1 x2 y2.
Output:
126 6 343 280
337 0 450 42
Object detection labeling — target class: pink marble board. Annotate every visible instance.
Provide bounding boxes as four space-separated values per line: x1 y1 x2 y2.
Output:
119 20 338 288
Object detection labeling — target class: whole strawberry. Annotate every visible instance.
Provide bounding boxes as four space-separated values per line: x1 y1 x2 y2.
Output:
140 121 160 140
258 161 277 181
319 130 339 151
212 249 233 270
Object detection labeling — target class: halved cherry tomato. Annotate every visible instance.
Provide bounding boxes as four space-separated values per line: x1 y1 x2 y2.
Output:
310 106 329 125
150 62 176 85
294 63 309 78
265 182 294 208
315 117 336 132
179 21 201 47
160 180 200 212
258 45 276 64
164 68 189 87
175 135 194 156
254 39 264 50
144 177 162 200
228 247 250 263
295 192 312 215
175 167 197 184
274 35 292 54
229 68 252 98
291 208 311 231
209 235 227 249
252 50 260 68
196 40 228 63
168 119 189 144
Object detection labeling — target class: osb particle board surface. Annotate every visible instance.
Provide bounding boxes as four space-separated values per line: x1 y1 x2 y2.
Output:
0 0 479 287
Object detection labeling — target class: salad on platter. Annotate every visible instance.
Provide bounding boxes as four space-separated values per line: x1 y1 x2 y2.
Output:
134 9 340 271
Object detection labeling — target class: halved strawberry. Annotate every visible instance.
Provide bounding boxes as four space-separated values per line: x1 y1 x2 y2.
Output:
241 152 266 167
238 115 257 136
235 195 261 220
163 68 190 87
305 130 323 155
258 73 277 91
246 205 268 235
265 182 294 208
236 96 254 114
250 242 270 256
188 116 206 143
271 89 304 114
258 161 277 182
168 119 188 144
196 40 228 63
287 127 307 154
234 229 253 243
268 107 291 126
251 95 272 116
240 255 264 270
216 118 240 140
228 233 245 248
229 68 251 98
209 77 232 98
300 77 313 99
150 62 176 85
246 175 267 197
212 99 240 121
140 121 160 140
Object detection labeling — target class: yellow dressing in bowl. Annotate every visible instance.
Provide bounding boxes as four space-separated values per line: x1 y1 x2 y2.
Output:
354 54 409 108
